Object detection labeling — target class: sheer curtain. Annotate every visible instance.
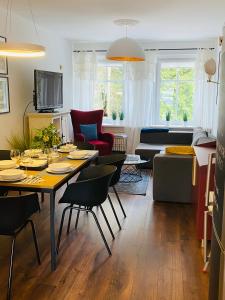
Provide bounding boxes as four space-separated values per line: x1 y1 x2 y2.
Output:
194 49 217 132
124 52 158 153
73 51 97 110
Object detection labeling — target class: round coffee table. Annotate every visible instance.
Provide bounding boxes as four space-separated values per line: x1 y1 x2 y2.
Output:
120 154 149 183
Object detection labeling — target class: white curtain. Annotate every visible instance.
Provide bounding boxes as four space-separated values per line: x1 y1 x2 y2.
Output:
73 51 97 110
194 49 217 132
124 52 158 153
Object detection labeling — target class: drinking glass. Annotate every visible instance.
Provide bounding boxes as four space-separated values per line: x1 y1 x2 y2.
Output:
10 149 20 164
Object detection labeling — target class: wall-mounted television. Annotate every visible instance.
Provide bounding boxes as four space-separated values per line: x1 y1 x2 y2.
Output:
34 70 63 112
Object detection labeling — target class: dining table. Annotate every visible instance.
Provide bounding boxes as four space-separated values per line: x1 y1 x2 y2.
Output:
0 150 98 271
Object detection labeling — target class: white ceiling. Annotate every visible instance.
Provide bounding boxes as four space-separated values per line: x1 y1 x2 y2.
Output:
3 0 225 42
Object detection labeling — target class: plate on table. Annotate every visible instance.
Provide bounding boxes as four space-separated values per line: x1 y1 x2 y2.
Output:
0 169 26 182
24 149 42 158
67 154 89 160
20 159 47 168
58 145 77 153
48 162 72 172
0 160 17 170
46 167 75 174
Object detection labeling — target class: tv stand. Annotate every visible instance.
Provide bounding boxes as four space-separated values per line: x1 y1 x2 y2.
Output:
27 111 70 143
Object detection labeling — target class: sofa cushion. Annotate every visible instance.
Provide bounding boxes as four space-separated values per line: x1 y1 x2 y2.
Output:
191 127 207 145
141 127 169 134
165 146 195 156
140 131 193 145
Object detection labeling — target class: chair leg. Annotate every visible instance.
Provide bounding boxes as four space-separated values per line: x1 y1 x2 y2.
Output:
41 192 45 203
90 210 112 256
57 206 71 252
67 207 73 234
75 206 81 229
99 205 115 240
28 220 41 265
108 194 121 230
7 237 16 300
113 186 126 218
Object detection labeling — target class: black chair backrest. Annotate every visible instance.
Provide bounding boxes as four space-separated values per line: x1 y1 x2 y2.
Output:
96 154 126 186
61 165 116 207
0 193 40 235
76 142 95 150
0 150 11 160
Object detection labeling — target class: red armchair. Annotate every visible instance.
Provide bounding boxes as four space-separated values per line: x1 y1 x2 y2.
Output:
70 109 114 156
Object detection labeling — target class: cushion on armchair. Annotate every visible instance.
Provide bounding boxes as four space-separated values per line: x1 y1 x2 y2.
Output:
80 124 97 141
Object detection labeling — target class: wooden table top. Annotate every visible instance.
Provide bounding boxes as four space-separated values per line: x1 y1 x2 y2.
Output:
0 151 98 191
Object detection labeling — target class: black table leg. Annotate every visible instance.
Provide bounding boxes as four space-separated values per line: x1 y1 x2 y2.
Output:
50 191 57 271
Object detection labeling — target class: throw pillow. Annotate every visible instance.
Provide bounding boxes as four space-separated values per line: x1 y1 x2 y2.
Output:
165 146 195 156
191 127 208 146
80 124 98 141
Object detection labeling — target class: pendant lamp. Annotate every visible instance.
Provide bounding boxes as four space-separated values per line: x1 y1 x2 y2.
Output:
0 0 45 58
106 19 145 62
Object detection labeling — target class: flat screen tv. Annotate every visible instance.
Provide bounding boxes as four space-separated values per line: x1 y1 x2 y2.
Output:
34 70 63 112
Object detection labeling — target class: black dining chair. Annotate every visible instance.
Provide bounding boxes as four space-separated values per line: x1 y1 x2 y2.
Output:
0 150 11 196
0 193 41 300
57 165 116 255
76 142 95 150
96 154 127 230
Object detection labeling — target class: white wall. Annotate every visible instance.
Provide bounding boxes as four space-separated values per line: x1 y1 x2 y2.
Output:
0 12 73 148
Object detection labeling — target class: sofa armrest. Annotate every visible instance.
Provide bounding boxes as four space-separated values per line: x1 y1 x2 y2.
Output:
74 133 85 142
99 132 114 149
153 154 193 203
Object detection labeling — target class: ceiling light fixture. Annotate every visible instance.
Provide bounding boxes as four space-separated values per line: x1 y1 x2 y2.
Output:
106 19 145 62
0 0 46 58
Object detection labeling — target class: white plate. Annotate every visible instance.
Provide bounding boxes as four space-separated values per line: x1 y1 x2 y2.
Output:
46 167 74 174
0 173 27 182
0 169 25 180
67 155 89 160
25 149 42 157
0 160 17 169
20 159 47 168
48 162 72 172
69 150 88 157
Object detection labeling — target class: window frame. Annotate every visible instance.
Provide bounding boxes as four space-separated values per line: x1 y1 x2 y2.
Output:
156 57 196 126
94 61 125 122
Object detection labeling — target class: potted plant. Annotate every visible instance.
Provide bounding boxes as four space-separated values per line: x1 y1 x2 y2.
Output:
119 111 124 121
32 123 61 150
112 111 117 121
165 111 171 126
183 112 188 126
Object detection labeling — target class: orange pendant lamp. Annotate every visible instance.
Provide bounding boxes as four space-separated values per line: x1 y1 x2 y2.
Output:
106 19 145 62
0 0 45 58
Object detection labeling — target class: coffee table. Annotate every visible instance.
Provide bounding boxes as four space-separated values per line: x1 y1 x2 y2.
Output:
120 154 149 183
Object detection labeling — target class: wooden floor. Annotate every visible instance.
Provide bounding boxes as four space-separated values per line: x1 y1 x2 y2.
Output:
0 176 208 300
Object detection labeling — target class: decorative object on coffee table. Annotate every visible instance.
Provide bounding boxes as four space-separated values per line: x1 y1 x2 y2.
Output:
120 154 149 183
0 76 9 113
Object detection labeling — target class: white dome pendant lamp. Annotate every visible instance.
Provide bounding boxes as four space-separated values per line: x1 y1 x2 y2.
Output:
106 19 145 62
0 0 45 58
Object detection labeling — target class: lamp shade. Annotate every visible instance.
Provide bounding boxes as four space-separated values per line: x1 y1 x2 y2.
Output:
204 58 216 80
106 37 145 61
0 42 46 57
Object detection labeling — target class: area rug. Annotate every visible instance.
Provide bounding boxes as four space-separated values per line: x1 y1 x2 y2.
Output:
113 170 150 196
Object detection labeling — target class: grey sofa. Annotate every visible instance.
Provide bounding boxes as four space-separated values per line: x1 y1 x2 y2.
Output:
135 128 193 168
151 127 216 203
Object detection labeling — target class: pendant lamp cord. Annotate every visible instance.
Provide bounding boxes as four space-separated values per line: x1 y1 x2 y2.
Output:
27 0 41 43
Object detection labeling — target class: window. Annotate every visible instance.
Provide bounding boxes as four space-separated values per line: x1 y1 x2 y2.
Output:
158 60 195 124
94 62 124 118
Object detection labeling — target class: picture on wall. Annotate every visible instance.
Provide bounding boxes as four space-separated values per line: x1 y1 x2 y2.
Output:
0 36 8 75
0 77 10 113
